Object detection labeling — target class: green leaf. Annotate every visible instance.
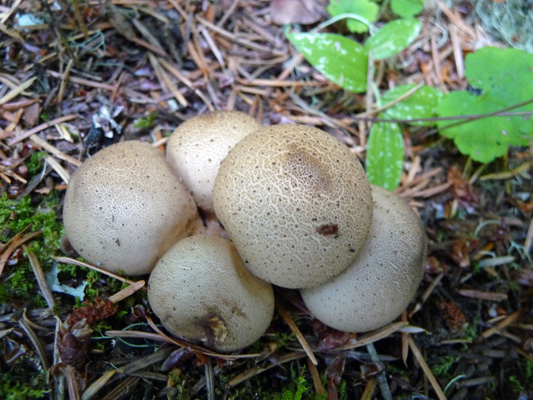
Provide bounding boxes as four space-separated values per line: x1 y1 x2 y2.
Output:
391 0 426 18
364 18 421 60
382 84 444 126
437 47 533 163
327 0 379 33
366 116 404 190
287 32 368 93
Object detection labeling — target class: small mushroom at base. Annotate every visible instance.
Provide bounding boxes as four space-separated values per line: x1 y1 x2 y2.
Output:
147 235 275 352
300 185 426 332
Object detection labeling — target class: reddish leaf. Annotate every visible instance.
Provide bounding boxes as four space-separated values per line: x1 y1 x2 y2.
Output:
270 0 326 25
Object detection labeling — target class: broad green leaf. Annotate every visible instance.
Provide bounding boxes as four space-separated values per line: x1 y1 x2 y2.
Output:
382 85 444 126
364 18 421 60
287 32 368 93
437 47 533 163
327 0 379 33
391 0 426 18
437 92 531 163
366 116 404 190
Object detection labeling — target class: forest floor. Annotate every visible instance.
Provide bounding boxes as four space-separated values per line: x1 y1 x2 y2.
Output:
0 0 532 399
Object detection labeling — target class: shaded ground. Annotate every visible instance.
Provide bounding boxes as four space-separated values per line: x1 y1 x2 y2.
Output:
0 0 532 399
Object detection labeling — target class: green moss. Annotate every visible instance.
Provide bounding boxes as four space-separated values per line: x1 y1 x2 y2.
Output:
431 355 457 378
26 152 46 176
0 192 64 305
0 369 49 399
1 191 64 268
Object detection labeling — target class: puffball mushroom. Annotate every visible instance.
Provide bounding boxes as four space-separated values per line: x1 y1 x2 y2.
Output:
213 124 373 289
166 110 263 213
63 140 200 276
147 235 275 352
300 185 427 333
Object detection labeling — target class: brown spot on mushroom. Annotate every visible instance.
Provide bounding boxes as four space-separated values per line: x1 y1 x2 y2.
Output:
316 223 339 236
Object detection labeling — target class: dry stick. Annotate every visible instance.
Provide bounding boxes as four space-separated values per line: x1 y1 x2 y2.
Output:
197 16 285 55
158 57 215 111
199 25 226 69
19 318 50 370
227 352 307 387
131 18 166 55
47 70 115 91
65 364 81 400
307 358 326 396
81 370 118 400
143 314 261 360
410 273 444 317
0 21 24 41
25 247 56 308
71 0 88 37
107 280 145 303
217 0 240 27
525 217 533 256
0 0 22 24
8 114 78 146
45 155 70 183
29 134 82 167
52 256 137 285
276 303 318 365
0 76 36 105
0 231 42 278
57 58 74 104
361 377 378 400
480 161 530 181
407 336 447 400
335 322 408 351
148 53 188 107
479 310 522 341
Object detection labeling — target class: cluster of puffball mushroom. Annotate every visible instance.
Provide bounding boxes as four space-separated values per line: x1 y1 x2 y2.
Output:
63 110 427 353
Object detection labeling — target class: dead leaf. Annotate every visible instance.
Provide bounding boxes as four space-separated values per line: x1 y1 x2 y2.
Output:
270 0 326 25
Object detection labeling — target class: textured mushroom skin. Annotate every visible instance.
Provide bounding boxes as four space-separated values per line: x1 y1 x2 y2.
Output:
147 236 274 352
166 110 262 212
213 124 373 289
63 141 199 276
301 185 427 332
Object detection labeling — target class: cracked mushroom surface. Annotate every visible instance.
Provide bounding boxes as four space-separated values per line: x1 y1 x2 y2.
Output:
147 235 275 352
166 110 263 213
63 140 200 276
213 124 373 289
301 185 427 332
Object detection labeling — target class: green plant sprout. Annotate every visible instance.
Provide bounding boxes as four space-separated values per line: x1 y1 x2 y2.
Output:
287 3 533 189
327 0 379 33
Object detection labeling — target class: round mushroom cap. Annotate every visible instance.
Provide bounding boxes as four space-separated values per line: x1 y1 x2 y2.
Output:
213 124 373 289
300 185 427 332
63 140 199 276
166 110 263 212
147 235 275 352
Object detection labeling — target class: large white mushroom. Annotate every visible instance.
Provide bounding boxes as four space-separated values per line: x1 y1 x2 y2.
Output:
147 235 275 352
63 140 200 276
300 185 427 332
213 124 373 289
